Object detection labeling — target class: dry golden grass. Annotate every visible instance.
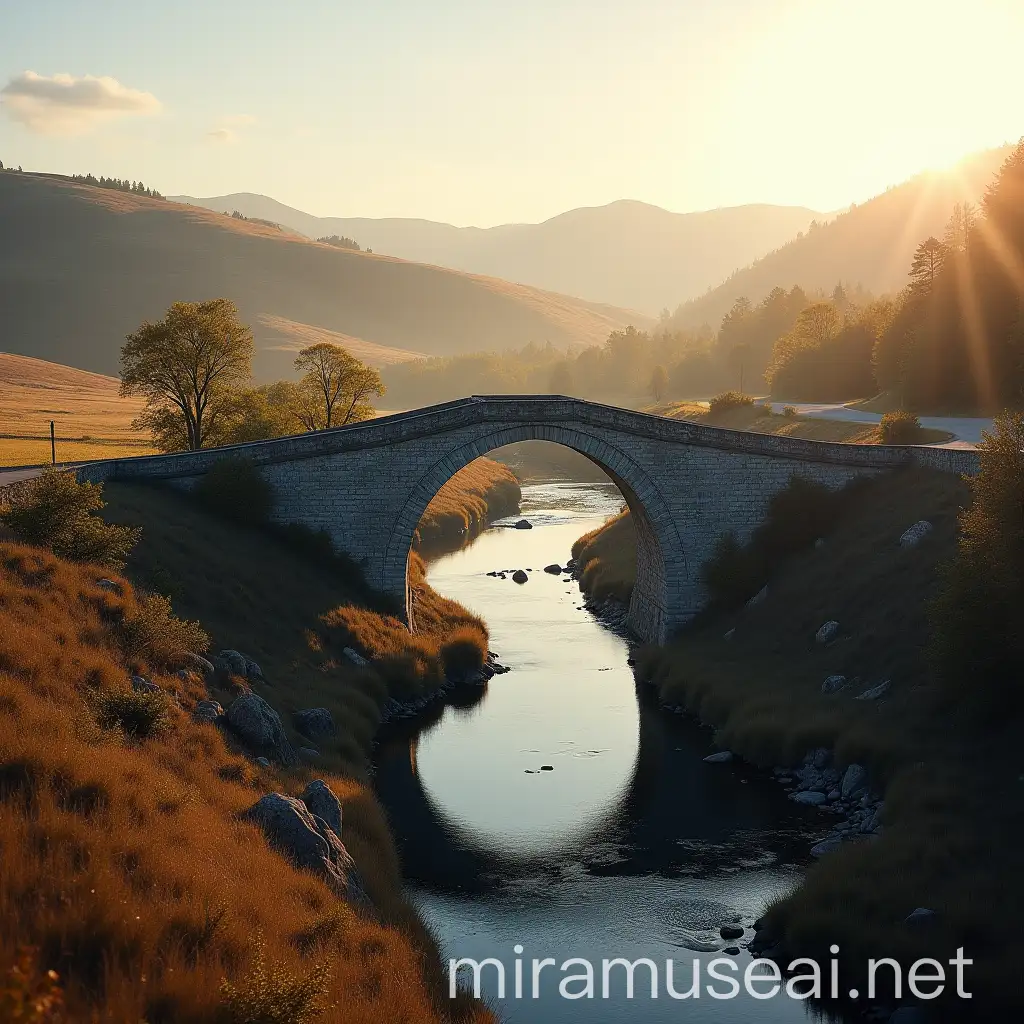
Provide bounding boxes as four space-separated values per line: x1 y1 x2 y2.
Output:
571 509 634 603
649 399 954 445
0 541 492 1023
415 458 521 553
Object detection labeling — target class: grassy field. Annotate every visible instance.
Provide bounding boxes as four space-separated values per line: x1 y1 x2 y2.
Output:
649 398 954 444
0 352 158 467
0 523 493 1023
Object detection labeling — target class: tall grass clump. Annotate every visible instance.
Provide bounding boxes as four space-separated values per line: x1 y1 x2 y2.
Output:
116 591 209 668
193 458 275 525
0 470 139 569
571 509 635 602
930 412 1024 710
879 409 922 444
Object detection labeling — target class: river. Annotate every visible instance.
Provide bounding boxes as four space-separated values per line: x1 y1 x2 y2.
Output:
373 478 828 1023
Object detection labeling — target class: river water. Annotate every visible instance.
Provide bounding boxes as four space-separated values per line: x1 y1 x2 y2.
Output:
373 478 827 1024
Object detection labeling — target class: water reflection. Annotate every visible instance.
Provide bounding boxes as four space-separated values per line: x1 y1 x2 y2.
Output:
373 479 824 1023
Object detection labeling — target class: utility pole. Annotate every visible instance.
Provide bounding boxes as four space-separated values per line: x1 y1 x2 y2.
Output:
50 421 56 465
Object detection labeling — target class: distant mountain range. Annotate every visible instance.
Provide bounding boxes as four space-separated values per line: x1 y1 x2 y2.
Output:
670 146 1014 330
0 173 648 381
167 194 821 315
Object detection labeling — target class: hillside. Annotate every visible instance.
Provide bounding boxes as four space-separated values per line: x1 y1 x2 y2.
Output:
169 193 819 314
670 146 1013 330
0 173 648 381
0 352 156 466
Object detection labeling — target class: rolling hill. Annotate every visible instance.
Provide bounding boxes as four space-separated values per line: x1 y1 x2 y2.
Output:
0 173 649 381
669 146 1014 330
168 193 820 315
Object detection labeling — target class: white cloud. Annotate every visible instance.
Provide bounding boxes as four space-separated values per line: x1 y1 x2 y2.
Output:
207 127 237 144
0 71 161 135
205 115 256 143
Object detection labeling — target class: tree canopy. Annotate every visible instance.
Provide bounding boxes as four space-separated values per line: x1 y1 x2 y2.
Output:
293 343 385 430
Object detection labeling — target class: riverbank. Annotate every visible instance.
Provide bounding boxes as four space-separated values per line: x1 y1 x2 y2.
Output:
415 457 521 554
572 466 1020 1017
0 470 498 1021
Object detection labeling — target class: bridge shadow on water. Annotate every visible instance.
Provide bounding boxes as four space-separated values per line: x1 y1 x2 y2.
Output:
372 681 819 903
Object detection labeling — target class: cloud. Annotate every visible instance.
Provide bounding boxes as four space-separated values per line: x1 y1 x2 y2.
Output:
207 127 237 144
0 71 161 135
205 115 256 143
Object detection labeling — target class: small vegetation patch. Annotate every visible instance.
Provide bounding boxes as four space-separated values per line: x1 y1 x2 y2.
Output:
116 591 209 669
91 688 174 739
0 470 139 569
878 409 922 444
707 391 754 416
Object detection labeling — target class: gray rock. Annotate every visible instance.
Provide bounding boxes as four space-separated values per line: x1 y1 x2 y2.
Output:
827 788 841 801
746 585 768 607
791 791 827 806
814 537 825 549
899 521 933 548
243 793 367 905
841 764 868 799
184 652 216 678
821 674 847 694
723 628 736 641
810 839 842 857
512 569 529 584
298 746 320 761
905 907 936 926
294 707 336 740
809 748 831 769
255 756 271 768
723 946 740 955
131 675 160 693
815 621 840 644
342 647 368 667
302 779 343 837
543 563 563 574
192 700 224 725
218 649 249 677
856 680 892 700
513 519 533 530
226 692 298 766
720 924 744 940
97 577 121 593
245 659 264 681
703 751 734 763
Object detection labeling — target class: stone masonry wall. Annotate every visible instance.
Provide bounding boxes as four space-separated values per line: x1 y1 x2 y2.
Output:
76 397 979 643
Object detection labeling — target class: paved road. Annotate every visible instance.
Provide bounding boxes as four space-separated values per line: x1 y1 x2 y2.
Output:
768 402 992 449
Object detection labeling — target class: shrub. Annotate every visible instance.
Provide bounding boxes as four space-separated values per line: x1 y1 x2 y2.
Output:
879 410 921 444
701 476 847 609
0 470 139 569
92 688 174 738
708 391 754 416
194 458 275 526
0 948 65 1023
117 591 209 667
440 627 487 681
218 935 333 1024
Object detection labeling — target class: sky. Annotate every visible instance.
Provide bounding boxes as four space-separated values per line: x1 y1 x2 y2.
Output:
1 0 1022 226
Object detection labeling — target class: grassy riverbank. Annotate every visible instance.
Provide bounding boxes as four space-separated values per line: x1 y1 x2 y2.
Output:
414 457 521 553
575 466 1021 1015
0 474 494 1022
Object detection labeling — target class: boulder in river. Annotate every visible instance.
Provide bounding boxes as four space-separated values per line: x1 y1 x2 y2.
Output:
512 569 529 584
703 751 734 763
543 563 563 574
719 924 744 940
514 519 533 530
815 620 840 644
841 763 868 799
791 790 827 806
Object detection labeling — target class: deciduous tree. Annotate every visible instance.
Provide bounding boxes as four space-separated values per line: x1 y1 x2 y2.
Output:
120 299 253 451
293 343 385 429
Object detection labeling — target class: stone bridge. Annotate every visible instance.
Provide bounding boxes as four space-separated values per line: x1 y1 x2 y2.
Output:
75 397 979 644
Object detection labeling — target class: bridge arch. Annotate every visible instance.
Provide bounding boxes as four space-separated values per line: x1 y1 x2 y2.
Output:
382 424 689 644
